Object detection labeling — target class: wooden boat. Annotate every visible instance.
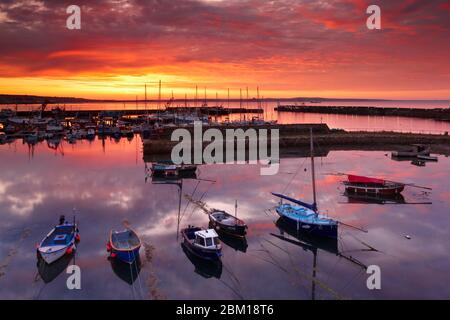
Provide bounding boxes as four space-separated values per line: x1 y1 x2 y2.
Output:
392 144 430 158
343 174 404 195
37 216 80 265
208 210 247 238
107 229 141 264
272 129 338 239
181 226 222 261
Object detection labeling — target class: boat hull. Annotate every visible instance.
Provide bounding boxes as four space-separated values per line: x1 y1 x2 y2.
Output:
208 218 247 238
111 246 141 264
38 246 70 265
344 184 404 195
182 239 222 261
181 228 222 261
276 210 338 239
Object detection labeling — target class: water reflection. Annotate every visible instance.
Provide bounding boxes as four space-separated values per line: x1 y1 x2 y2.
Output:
1 137 450 299
109 256 142 285
37 253 74 284
181 243 223 279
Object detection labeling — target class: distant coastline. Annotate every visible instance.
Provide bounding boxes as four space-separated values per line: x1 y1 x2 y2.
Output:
0 94 424 105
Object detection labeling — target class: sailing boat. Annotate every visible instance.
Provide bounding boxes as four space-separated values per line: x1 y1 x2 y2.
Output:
272 128 338 239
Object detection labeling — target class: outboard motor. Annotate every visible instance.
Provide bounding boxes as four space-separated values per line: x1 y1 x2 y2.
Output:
59 215 66 225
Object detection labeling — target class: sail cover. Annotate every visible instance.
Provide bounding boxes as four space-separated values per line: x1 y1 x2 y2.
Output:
347 175 385 184
272 193 317 211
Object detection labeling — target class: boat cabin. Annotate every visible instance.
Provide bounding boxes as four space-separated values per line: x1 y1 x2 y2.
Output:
194 229 220 249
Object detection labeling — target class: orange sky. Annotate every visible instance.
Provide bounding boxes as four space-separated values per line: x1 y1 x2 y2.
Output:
0 0 449 100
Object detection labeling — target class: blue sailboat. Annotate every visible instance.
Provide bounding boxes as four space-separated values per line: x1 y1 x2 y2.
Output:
272 129 338 239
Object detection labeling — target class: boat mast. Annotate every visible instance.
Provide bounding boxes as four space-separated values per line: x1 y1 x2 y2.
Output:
310 128 317 213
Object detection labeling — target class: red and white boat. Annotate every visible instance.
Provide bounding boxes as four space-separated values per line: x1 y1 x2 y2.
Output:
343 175 405 196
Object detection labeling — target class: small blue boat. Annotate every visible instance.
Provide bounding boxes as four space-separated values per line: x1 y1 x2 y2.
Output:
107 229 141 264
272 129 338 239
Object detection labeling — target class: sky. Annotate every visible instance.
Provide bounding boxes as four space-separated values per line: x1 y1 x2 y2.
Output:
0 0 449 100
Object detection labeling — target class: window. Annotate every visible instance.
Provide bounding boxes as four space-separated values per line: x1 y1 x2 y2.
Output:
213 237 220 246
205 237 213 247
196 236 205 247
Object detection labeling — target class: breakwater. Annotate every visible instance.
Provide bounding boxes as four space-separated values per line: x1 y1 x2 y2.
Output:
275 105 450 121
142 123 450 155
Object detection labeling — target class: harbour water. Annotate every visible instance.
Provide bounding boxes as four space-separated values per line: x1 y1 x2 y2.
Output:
0 137 449 299
5 100 450 134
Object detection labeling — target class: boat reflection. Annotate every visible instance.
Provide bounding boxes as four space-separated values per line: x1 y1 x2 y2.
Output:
109 256 142 285
36 253 74 284
181 242 223 279
208 222 248 253
343 191 406 205
272 218 370 300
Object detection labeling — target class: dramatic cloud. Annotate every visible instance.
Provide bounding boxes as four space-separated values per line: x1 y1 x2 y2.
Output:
0 0 449 99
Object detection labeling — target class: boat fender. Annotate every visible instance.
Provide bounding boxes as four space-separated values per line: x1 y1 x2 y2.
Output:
106 241 112 252
110 252 117 258
75 234 81 242
66 246 73 255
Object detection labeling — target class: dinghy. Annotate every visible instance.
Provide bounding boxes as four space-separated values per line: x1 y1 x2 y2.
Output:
208 210 247 238
343 174 405 195
37 216 80 265
107 229 141 264
181 226 222 261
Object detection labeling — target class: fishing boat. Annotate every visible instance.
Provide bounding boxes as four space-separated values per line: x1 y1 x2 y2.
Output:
107 229 141 264
151 162 178 177
37 216 80 265
272 129 338 239
181 226 222 261
208 204 247 238
392 144 430 158
343 174 405 195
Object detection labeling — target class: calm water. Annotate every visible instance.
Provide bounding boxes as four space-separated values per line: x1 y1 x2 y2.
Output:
0 137 449 300
8 100 450 134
